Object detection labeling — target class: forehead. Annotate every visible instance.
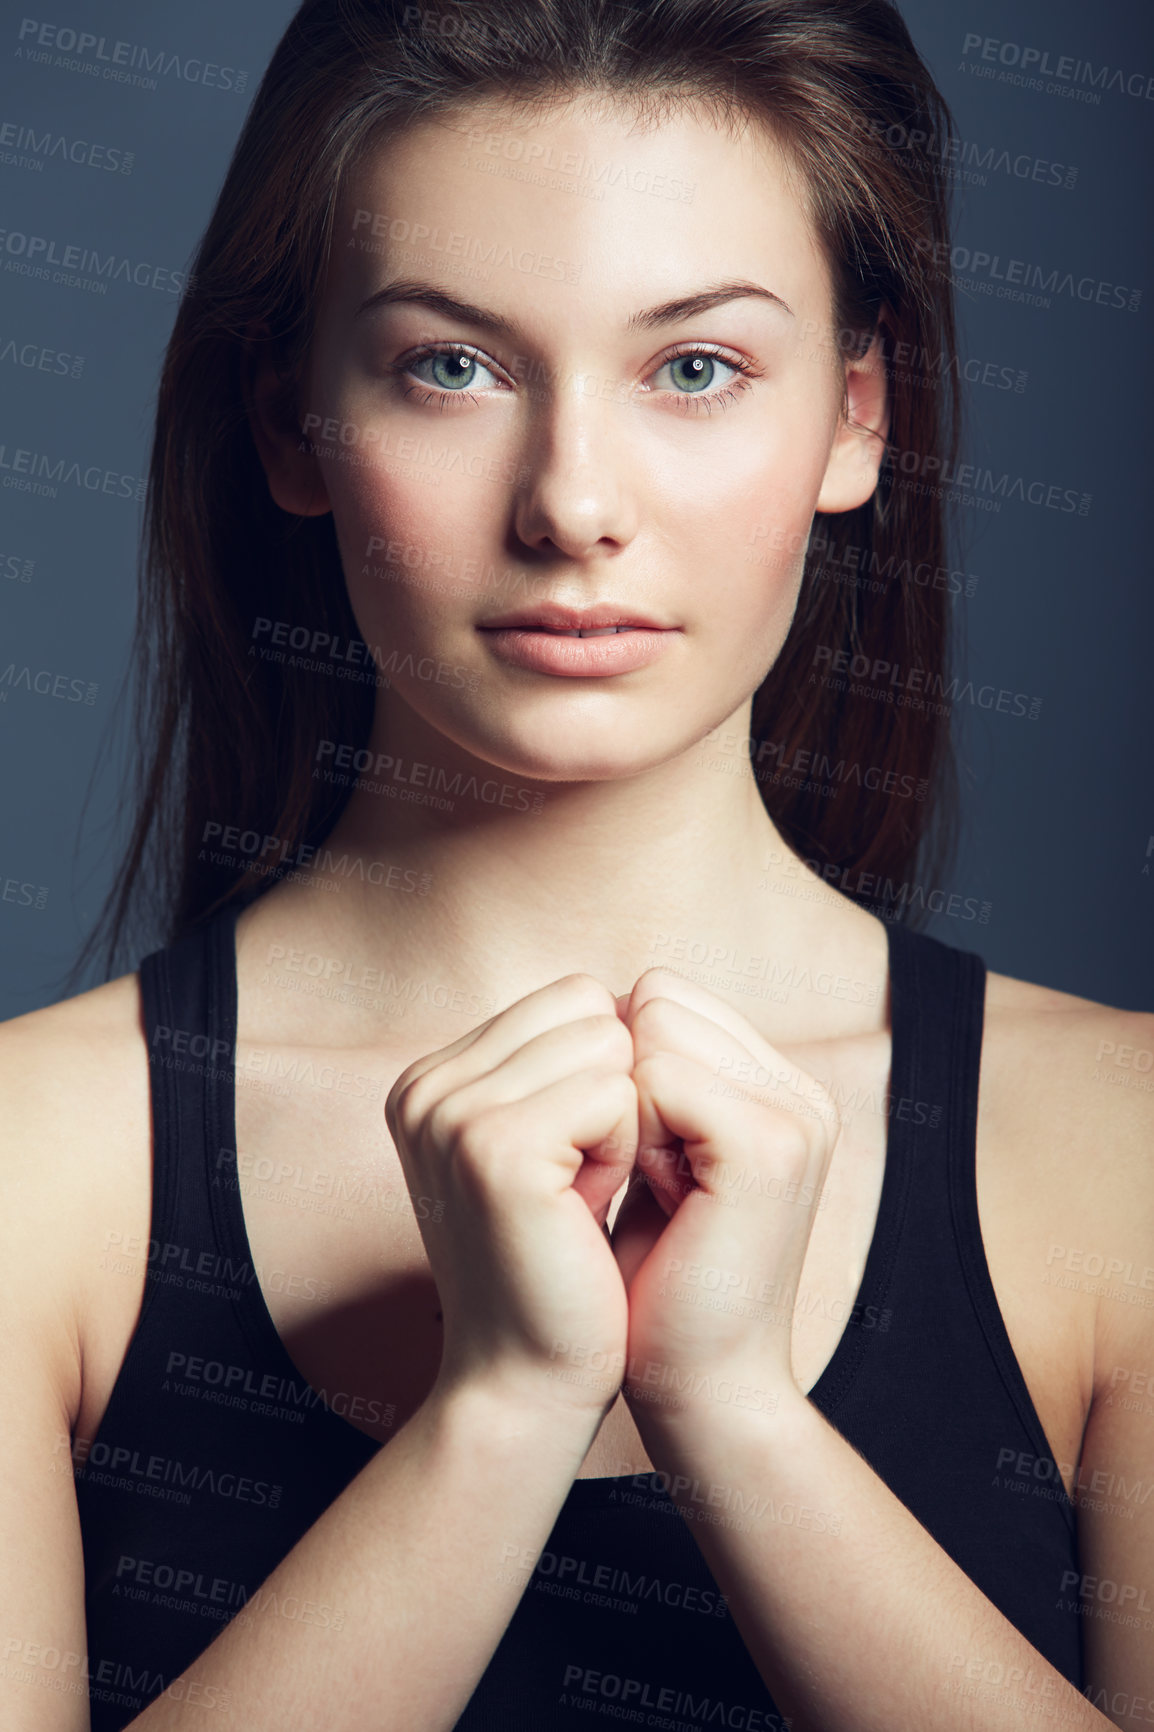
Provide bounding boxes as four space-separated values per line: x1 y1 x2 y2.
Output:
326 91 833 330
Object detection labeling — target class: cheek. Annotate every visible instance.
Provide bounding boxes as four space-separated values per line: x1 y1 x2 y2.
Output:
703 467 817 652
321 450 509 646
664 377 835 555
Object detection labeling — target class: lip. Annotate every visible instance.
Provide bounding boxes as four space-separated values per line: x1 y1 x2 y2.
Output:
478 604 674 632
479 625 677 678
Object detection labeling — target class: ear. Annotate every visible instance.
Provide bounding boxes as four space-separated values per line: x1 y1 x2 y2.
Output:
814 317 890 515
243 323 331 518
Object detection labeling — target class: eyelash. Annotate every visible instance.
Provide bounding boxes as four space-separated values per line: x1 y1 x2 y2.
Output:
390 340 759 416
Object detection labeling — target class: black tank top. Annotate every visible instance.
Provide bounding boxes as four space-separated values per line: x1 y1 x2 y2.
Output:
73 905 1083 1729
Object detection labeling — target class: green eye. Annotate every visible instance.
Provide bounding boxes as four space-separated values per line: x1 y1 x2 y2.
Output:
651 350 741 397
669 354 717 392
411 351 497 391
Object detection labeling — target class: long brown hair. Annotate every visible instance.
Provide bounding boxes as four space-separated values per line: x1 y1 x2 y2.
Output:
80 0 962 979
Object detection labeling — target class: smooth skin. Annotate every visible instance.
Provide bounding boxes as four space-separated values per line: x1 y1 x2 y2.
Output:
1 90 1151 1730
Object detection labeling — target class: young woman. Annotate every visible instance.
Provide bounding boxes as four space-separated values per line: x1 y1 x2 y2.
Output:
1 0 1150 1727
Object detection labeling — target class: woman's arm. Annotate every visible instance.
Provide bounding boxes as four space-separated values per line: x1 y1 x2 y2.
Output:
610 974 1154 1732
633 1387 1110 1732
126 1379 599 1729
634 1159 1154 1732
1069 1041 1154 1732
0 971 640 1731
0 1361 601 1730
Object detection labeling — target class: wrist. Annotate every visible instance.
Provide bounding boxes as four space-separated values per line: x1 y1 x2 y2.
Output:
625 1362 814 1463
424 1364 611 1473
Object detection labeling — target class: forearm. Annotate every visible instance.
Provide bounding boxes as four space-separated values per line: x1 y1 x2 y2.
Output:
634 1391 1107 1732
128 1381 596 1731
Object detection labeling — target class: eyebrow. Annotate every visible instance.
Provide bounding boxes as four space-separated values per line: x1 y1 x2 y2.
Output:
354 276 795 331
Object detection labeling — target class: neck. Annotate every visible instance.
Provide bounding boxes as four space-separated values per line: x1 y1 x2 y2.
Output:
262 698 888 1042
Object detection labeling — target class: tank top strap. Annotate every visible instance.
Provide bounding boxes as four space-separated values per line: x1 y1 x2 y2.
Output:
878 918 1074 1515
137 904 244 1308
885 914 986 1164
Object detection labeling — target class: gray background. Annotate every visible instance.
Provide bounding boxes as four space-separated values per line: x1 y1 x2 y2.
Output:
0 0 1151 1017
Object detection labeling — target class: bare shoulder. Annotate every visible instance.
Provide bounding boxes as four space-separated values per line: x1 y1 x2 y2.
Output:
0 973 152 1426
0 970 149 1153
979 965 1154 1388
981 964 1154 1148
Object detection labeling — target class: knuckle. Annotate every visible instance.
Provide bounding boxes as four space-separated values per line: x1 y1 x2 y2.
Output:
451 1104 513 1176
782 1113 831 1174
588 1014 634 1065
799 1074 840 1137
556 972 615 1013
386 1071 424 1143
384 1083 400 1138
425 1093 467 1155
780 1118 815 1164
633 965 684 997
630 994 679 1038
632 1051 669 1087
597 1067 637 1110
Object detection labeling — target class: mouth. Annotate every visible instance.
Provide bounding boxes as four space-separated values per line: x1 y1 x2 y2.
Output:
478 606 675 634
476 618 678 678
525 625 643 637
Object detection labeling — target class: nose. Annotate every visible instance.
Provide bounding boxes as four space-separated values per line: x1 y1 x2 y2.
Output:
512 377 640 560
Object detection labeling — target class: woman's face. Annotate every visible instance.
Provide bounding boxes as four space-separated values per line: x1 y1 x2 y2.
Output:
267 92 886 782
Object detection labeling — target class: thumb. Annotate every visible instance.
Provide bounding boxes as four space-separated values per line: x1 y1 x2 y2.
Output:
609 1172 668 1291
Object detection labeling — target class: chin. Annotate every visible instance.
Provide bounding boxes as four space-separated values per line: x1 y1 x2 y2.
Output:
477 731 671 786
